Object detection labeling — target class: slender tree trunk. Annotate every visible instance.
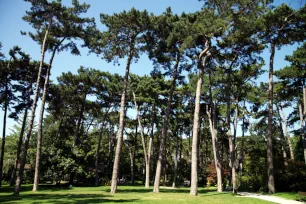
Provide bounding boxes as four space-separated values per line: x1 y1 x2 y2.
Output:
14 28 49 195
267 43 275 194
153 54 179 193
33 39 63 192
75 94 86 146
190 64 204 196
0 96 8 187
207 71 222 192
207 103 223 192
128 145 134 185
299 102 306 164
190 42 211 195
110 44 134 194
279 107 294 160
172 127 179 188
95 109 110 186
0 59 12 186
10 86 32 186
276 105 288 166
10 106 29 186
239 101 246 173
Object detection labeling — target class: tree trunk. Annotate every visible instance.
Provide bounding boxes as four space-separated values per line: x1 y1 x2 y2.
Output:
10 85 32 186
172 127 179 188
239 101 246 173
75 93 87 146
190 63 204 196
14 28 49 195
95 109 110 186
299 102 306 164
207 71 222 192
153 54 179 193
190 41 211 195
33 39 63 192
267 43 275 194
279 107 294 160
110 44 134 194
276 105 288 166
0 95 8 187
0 59 12 186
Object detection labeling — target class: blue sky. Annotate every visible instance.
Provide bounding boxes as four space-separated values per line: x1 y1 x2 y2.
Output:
0 0 304 136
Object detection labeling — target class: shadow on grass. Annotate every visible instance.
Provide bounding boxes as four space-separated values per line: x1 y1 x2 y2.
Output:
0 185 75 194
102 186 222 195
0 193 139 204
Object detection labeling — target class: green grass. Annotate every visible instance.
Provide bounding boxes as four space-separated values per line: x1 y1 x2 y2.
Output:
273 192 300 201
0 184 273 203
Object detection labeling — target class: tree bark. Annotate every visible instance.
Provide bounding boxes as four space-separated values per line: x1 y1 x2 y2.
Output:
207 70 222 192
14 28 49 195
190 42 211 195
0 91 8 187
172 126 179 188
10 86 31 187
0 59 12 186
279 107 294 160
299 102 306 164
276 105 288 166
153 54 179 193
239 101 246 173
267 43 275 194
110 43 134 194
95 109 110 186
33 38 64 192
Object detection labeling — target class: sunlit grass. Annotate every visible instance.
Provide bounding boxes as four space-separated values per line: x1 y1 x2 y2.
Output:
0 184 274 203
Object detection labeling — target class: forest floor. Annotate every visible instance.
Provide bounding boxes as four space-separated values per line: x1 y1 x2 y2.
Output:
0 184 294 204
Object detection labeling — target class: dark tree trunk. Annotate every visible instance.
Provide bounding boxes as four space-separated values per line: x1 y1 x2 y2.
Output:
172 126 179 188
14 28 49 195
0 98 8 187
153 54 179 193
10 89 30 187
299 102 306 164
0 60 11 187
267 43 275 194
95 110 110 186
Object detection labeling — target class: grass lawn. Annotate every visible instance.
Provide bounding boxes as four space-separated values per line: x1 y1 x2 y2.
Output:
0 184 273 204
273 192 303 201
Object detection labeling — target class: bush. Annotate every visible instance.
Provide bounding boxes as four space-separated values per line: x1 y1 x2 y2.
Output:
275 160 306 192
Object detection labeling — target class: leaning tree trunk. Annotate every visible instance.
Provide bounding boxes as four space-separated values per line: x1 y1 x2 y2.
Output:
153 54 179 193
267 43 275 194
10 87 31 187
33 38 64 192
279 106 294 160
14 28 49 195
110 44 134 194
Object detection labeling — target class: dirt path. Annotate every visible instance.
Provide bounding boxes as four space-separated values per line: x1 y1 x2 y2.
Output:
238 192 305 204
